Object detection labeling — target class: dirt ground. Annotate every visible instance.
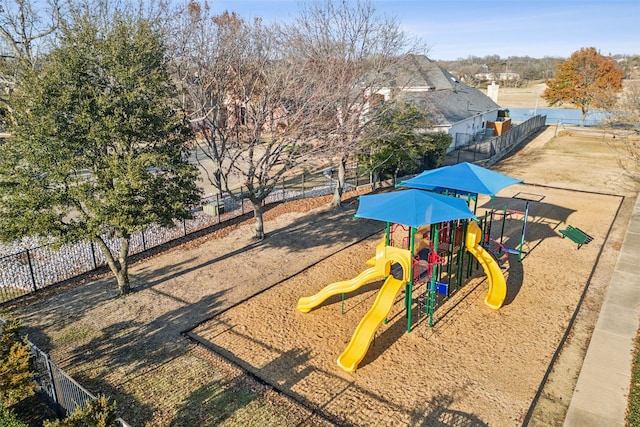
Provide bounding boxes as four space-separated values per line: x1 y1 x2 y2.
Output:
489 83 551 109
3 126 639 426
187 135 631 426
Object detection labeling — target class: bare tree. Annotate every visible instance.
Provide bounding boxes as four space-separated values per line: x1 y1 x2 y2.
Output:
168 3 327 239
0 0 63 66
166 2 234 197
604 80 640 178
285 0 410 207
607 80 640 134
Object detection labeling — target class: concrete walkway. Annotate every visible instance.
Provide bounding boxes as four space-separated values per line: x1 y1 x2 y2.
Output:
564 193 640 426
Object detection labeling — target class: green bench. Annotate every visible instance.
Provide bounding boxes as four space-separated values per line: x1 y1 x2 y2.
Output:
559 225 593 249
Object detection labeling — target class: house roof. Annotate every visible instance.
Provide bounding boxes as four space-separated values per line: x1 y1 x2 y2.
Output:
381 55 501 127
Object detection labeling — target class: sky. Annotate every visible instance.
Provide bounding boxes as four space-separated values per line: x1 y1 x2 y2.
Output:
207 0 640 60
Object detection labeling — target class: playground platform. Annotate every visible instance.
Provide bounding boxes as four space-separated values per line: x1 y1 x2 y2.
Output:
564 192 640 426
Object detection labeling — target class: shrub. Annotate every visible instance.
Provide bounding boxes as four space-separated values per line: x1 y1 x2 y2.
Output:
0 320 35 406
0 403 28 427
44 395 118 427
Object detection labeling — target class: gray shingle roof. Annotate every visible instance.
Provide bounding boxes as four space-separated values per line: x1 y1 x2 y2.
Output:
383 55 501 127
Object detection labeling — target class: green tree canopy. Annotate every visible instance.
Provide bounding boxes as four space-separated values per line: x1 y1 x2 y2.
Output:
359 102 450 186
543 47 624 125
0 13 201 295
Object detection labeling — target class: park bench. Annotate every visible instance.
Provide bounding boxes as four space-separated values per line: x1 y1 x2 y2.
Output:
559 225 593 249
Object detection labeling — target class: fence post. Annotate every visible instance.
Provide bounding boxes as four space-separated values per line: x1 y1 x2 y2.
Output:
301 173 305 197
241 186 245 215
25 249 37 292
216 193 221 224
141 230 147 251
44 353 61 412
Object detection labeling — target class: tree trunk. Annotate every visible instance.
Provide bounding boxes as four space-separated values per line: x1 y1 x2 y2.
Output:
252 200 265 240
581 108 587 126
95 235 132 296
117 237 131 295
115 266 130 296
331 155 347 208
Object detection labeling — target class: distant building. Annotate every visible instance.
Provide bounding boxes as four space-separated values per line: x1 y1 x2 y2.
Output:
474 72 521 81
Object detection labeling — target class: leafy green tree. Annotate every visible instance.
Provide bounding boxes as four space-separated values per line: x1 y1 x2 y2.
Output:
0 13 201 295
359 102 450 186
0 320 34 406
543 47 624 125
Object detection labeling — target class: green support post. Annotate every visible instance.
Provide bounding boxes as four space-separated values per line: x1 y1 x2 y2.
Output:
447 220 456 290
456 220 468 289
500 205 508 245
385 222 391 246
406 227 416 333
428 226 439 327
518 201 530 262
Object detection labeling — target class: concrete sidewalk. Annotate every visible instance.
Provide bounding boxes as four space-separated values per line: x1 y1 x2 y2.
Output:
564 193 640 426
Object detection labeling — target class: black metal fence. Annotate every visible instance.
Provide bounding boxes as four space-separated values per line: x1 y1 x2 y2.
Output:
29 340 131 426
30 342 94 416
0 168 363 302
0 317 129 426
0 117 546 303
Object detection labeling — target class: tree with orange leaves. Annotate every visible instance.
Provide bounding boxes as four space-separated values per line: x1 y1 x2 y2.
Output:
543 47 624 125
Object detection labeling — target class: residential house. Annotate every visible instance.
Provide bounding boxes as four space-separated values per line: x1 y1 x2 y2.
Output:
372 54 503 152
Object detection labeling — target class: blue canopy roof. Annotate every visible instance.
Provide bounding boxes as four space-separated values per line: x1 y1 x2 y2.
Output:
398 162 523 196
355 189 476 228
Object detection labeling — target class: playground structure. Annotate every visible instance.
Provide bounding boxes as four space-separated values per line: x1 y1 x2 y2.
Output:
297 214 508 372
297 163 525 372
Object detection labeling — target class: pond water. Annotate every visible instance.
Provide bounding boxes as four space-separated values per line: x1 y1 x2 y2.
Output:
508 107 610 127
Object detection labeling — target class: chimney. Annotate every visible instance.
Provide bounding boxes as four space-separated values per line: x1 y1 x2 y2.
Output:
487 81 499 104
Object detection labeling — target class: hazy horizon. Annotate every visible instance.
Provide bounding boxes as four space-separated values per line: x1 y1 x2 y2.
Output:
205 0 640 61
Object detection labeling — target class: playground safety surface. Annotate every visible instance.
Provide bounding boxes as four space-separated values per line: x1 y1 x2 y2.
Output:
189 183 622 426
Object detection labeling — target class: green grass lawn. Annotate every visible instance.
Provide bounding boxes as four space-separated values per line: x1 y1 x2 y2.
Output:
627 332 640 426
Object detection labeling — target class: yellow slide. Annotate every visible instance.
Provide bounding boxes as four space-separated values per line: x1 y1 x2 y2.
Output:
299 242 412 372
297 241 390 313
336 275 406 372
465 221 507 310
297 266 387 313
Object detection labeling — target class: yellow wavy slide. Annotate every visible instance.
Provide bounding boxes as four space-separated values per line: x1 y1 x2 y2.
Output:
465 221 507 310
297 241 390 313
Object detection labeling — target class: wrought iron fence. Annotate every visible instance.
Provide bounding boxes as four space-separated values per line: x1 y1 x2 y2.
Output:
0 319 130 426
0 168 363 301
30 342 94 416
29 341 131 426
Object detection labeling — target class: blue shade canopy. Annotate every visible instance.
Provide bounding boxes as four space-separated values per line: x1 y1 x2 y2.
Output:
355 189 476 228
398 162 523 196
